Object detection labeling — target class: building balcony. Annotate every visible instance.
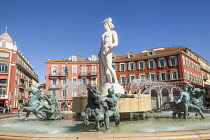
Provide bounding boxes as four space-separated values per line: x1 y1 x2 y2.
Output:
18 95 25 100
48 84 68 90
49 72 66 77
0 71 8 73
19 84 26 89
20 76 27 80
29 80 32 84
0 95 8 99
16 60 39 81
48 84 62 90
79 72 98 77
203 76 208 80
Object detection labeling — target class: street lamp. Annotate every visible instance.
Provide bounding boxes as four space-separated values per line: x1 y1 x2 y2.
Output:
65 63 68 111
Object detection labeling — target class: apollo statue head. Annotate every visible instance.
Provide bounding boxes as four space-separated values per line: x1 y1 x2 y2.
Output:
102 17 114 29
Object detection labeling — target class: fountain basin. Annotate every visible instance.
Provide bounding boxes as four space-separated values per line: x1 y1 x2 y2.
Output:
1 112 210 139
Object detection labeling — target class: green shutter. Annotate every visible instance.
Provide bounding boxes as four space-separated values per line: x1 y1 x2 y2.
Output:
158 60 161 67
159 73 162 81
128 63 131 70
175 57 178 65
164 59 166 66
170 72 173 79
168 58 172 66
153 60 155 68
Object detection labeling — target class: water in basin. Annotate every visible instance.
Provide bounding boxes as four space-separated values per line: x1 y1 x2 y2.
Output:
0 111 210 134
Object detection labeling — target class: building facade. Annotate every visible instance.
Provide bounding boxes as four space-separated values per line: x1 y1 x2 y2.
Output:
45 47 210 110
198 56 210 107
45 55 99 109
0 29 39 112
113 47 204 109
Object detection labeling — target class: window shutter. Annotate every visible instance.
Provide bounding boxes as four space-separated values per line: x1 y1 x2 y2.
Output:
175 57 178 65
164 59 166 66
186 59 188 67
165 73 168 80
66 91 68 97
159 73 162 81
158 60 161 67
147 61 150 68
168 58 172 66
119 64 121 71
129 76 132 83
170 72 173 79
128 63 131 70
124 64 126 71
133 63 135 70
50 66 52 73
153 60 155 68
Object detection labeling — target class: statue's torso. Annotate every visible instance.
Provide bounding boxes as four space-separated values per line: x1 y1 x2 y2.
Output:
101 30 113 46
182 92 190 102
106 95 118 111
29 95 39 107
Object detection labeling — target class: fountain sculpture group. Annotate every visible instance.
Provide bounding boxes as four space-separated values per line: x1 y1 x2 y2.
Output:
18 90 63 120
81 86 134 131
171 82 205 119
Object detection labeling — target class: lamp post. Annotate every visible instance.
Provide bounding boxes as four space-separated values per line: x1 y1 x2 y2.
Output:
65 63 68 111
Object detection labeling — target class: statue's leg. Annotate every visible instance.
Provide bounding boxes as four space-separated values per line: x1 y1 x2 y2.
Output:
50 105 56 113
106 53 119 83
95 115 101 131
23 107 34 120
36 103 50 112
99 55 108 84
102 57 112 83
183 103 188 119
104 116 109 129
25 111 31 121
105 111 113 129
189 104 205 119
81 112 90 125
115 112 120 126
172 111 176 118
18 107 25 118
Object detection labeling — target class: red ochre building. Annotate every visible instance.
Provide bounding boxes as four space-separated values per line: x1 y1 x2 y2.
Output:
45 47 210 109
0 29 39 112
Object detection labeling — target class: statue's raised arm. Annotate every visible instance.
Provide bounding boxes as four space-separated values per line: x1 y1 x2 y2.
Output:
116 93 135 98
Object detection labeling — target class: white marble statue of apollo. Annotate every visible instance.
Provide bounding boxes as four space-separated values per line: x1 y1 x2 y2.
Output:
98 17 119 85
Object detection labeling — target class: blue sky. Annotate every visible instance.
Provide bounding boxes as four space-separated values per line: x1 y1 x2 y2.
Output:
1 0 210 84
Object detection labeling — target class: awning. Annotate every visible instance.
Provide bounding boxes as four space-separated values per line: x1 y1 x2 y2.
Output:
90 76 97 79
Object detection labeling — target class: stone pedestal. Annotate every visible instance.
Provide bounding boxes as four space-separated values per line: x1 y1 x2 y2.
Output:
72 94 152 115
101 83 125 95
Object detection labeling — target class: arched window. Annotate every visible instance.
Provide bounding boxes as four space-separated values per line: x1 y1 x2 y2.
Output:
151 89 158 97
0 63 8 73
2 41 6 47
51 65 57 75
162 88 169 96
0 86 6 95
173 88 181 101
